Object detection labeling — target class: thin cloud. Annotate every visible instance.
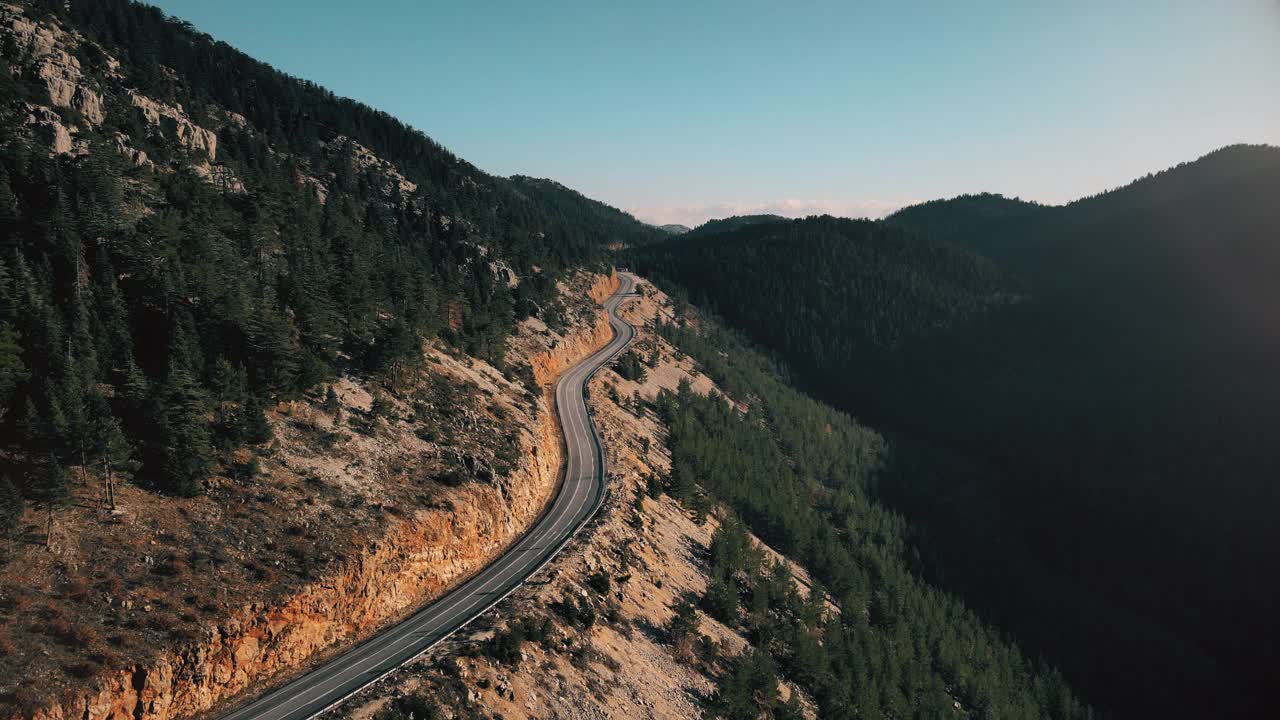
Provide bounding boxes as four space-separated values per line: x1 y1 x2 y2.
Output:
630 197 906 228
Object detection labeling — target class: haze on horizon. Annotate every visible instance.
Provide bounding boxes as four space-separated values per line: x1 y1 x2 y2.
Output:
149 0 1280 227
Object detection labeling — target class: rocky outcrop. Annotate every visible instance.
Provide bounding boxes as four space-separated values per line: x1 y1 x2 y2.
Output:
326 136 417 197
1 4 105 127
127 92 218 162
16 277 621 720
587 268 620 304
36 52 104 126
529 271 620 385
111 132 151 168
2 4 225 168
190 161 245 194
25 104 74 155
2 4 108 156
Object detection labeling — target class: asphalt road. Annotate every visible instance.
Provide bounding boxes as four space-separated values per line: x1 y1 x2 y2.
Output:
220 272 638 720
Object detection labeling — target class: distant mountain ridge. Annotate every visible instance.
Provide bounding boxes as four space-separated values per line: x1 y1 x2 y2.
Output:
889 144 1280 266
685 213 787 237
639 213 1018 365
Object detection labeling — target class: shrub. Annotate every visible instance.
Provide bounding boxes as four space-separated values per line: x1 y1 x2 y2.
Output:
370 392 395 419
70 623 99 646
586 571 611 595
483 616 552 667
64 660 102 679
434 469 468 487
152 553 187 577
552 596 596 629
322 386 341 415
146 612 178 634
375 694 440 720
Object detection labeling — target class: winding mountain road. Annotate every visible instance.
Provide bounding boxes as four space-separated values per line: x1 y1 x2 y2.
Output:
220 272 638 720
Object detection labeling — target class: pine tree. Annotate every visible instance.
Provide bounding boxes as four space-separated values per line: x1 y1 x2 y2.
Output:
151 365 213 496
667 597 700 643
0 322 27 421
240 391 272 445
86 392 136 511
245 298 299 395
322 385 341 415
28 455 70 550
703 572 740 624
0 168 18 229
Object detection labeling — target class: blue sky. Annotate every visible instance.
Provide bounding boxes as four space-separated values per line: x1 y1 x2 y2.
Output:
150 0 1280 226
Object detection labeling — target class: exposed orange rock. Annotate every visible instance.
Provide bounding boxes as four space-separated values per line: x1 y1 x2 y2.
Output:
529 270 619 386
586 268 619 305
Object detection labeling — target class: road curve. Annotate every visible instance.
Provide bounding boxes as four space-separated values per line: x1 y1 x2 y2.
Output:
220 272 638 720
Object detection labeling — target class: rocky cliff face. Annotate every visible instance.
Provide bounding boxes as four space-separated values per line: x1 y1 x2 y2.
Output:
527 270 619 385
3 4 220 166
13 273 621 720
126 91 217 162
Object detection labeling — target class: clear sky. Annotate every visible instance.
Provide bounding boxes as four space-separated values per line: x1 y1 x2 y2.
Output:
149 0 1280 226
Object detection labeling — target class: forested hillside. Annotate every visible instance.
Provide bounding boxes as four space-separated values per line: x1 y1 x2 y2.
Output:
0 0 627 507
639 145 1280 717
507 175 668 248
684 213 784 238
639 215 1020 377
650 313 1087 719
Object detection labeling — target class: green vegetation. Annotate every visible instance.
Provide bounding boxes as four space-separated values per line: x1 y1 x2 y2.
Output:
484 616 553 668
642 144 1280 717
684 214 786 238
374 694 441 720
611 349 648 382
0 0 625 509
507 176 668 248
653 319 1088 719
640 214 1018 370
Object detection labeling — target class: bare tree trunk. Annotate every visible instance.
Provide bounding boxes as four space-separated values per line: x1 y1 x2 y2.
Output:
103 459 116 511
45 507 54 551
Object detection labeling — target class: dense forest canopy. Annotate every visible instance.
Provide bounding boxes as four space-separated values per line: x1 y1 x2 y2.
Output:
639 214 1019 372
683 213 785 239
649 315 1088 719
0 0 635 508
640 144 1280 717
506 175 669 248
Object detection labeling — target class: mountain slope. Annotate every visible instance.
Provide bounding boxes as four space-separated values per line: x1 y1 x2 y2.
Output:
638 214 1020 380
506 175 668 249
647 145 1280 717
0 0 629 499
684 214 785 238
